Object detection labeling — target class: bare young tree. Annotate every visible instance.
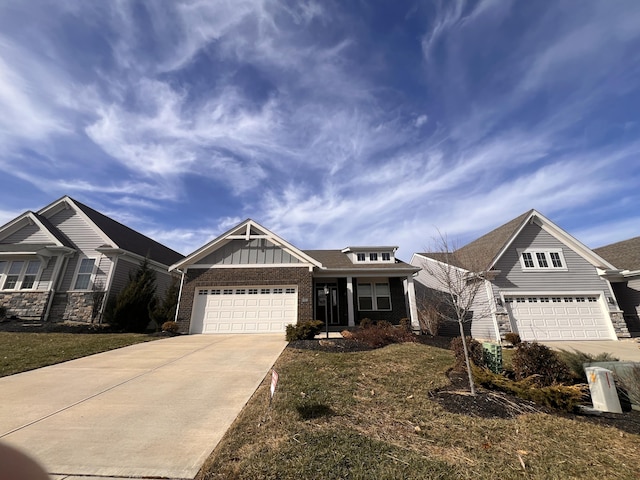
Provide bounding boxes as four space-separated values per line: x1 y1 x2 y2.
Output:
416 233 494 396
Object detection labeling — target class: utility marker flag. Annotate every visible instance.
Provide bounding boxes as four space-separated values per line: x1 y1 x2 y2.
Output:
270 369 279 399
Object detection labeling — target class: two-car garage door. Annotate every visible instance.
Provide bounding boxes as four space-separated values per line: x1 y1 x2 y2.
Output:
190 286 298 334
505 295 615 341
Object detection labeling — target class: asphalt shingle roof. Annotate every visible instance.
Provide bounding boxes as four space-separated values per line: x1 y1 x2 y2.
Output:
71 198 184 266
594 236 640 271
419 209 534 270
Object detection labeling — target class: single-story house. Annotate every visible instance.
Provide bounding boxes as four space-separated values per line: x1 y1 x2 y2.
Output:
594 236 640 336
0 196 184 322
170 219 420 334
411 209 629 342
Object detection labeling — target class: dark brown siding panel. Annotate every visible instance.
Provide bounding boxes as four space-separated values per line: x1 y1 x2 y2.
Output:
176 266 313 333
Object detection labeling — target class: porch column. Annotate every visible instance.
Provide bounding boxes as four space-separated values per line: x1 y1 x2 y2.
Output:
346 276 355 327
406 275 419 331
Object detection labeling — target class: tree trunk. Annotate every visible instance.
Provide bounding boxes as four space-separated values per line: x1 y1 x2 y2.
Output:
458 321 476 396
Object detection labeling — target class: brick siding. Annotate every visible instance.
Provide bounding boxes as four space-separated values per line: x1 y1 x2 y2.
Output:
176 267 313 333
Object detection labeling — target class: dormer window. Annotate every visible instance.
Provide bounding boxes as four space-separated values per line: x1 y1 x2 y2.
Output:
381 252 390 261
518 249 567 271
369 253 378 261
357 253 366 262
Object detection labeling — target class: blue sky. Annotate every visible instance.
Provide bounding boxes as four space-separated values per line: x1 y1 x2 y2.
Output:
1 0 639 257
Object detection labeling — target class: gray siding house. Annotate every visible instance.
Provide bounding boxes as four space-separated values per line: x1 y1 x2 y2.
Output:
170 219 420 334
411 210 628 342
0 196 184 322
594 236 640 336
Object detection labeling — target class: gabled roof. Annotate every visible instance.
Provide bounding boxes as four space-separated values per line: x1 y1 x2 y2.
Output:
594 236 640 272
418 209 616 272
305 250 418 272
170 219 322 271
67 198 184 266
0 210 71 248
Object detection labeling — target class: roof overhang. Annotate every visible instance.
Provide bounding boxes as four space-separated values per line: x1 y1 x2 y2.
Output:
341 246 398 253
169 219 323 271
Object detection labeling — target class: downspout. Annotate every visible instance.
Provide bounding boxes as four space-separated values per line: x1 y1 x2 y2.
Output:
173 269 185 323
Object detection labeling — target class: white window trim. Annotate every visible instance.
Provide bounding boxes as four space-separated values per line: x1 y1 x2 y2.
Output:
357 281 392 311
354 252 394 263
71 257 98 291
0 259 42 291
517 249 567 271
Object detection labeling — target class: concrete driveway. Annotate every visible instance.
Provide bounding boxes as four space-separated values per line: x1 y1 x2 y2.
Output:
541 339 640 361
0 334 287 480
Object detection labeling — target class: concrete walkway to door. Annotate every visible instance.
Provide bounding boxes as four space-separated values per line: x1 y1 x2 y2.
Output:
0 334 287 480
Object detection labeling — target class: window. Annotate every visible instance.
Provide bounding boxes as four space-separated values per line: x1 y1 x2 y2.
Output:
369 253 378 261
261 288 270 294
356 253 366 262
235 289 246 294
223 289 233 294
248 289 258 294
73 258 95 290
273 288 283 294
381 252 391 261
522 252 535 268
549 252 563 268
285 288 296 294
528 297 538 303
551 297 561 302
519 250 566 270
211 289 221 295
535 253 548 268
563 297 573 302
540 297 550 303
4 261 24 289
198 290 208 295
515 297 525 303
576 297 586 302
587 296 597 302
357 282 391 311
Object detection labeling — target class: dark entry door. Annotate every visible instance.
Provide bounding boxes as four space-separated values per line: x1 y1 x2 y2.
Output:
316 285 340 325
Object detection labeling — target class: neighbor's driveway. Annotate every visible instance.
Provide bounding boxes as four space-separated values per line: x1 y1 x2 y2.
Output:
541 340 640 361
0 334 287 480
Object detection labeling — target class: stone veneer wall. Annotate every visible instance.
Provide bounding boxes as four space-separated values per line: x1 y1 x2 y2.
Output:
48 292 97 323
176 267 314 334
0 291 51 320
610 311 630 338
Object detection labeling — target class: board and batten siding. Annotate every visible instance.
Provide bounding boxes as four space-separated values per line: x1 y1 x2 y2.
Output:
411 256 497 340
2 223 53 244
491 223 615 298
197 239 302 266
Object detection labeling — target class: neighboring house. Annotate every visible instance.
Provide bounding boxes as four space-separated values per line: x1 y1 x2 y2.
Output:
0 196 184 323
594 236 640 336
170 219 420 334
411 210 629 342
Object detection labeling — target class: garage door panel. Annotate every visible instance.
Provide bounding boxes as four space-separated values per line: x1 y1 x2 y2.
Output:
507 295 614 341
192 286 297 334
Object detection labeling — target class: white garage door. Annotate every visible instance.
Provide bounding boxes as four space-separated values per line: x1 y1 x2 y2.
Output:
505 295 615 341
191 286 298 334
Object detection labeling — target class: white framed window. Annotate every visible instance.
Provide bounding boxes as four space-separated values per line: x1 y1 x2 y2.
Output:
369 253 378 261
285 288 296 294
356 253 366 262
357 282 392 311
381 252 391 261
1 260 41 290
518 249 567 271
73 258 96 290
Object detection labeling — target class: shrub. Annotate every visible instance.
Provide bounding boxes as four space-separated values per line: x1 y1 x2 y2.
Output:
359 318 373 329
286 320 324 341
109 258 157 333
399 317 412 332
350 322 415 348
503 332 521 346
616 363 640 408
557 349 619 381
511 342 573 386
473 366 585 412
161 321 180 334
450 336 484 369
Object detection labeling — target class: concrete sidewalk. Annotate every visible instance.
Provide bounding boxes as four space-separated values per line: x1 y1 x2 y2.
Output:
0 334 287 479
541 339 640 361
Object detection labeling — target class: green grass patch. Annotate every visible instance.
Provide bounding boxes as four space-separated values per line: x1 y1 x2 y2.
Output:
0 332 156 377
198 342 640 480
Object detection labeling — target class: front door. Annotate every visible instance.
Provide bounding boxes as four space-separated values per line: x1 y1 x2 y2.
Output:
316 285 340 325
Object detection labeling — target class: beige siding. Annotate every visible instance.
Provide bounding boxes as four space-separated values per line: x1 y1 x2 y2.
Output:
2 223 53 244
197 239 301 265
